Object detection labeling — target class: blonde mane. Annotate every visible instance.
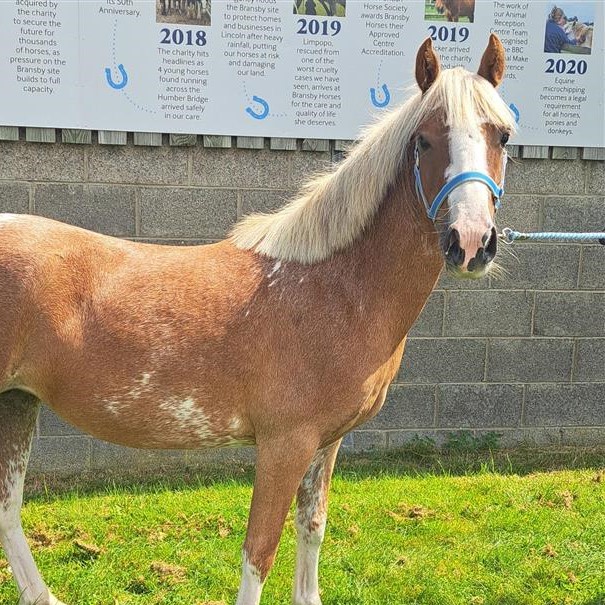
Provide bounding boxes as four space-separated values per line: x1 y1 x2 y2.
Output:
230 68 517 264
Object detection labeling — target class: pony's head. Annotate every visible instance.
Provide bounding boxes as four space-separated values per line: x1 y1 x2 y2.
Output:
412 34 515 278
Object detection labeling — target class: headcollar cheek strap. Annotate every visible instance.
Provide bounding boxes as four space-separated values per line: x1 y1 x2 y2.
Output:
413 145 430 211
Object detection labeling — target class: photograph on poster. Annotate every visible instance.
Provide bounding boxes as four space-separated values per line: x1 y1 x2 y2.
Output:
156 0 211 26
425 0 475 23
293 0 346 17
544 4 594 54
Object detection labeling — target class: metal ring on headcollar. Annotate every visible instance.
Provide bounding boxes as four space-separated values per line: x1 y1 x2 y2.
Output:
414 142 507 221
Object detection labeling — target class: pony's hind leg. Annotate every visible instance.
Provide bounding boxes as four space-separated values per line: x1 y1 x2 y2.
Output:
0 391 66 605
292 440 341 605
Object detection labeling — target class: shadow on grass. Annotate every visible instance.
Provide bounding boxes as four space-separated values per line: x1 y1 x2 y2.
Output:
24 442 605 501
335 444 605 482
484 598 605 605
582 597 605 605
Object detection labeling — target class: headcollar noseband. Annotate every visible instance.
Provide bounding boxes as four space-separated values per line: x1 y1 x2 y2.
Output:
413 142 507 221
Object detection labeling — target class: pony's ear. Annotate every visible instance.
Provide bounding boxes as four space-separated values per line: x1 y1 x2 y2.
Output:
415 38 441 93
477 34 506 87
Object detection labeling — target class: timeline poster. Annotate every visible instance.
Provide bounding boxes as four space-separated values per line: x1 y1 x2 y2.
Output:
1 0 603 146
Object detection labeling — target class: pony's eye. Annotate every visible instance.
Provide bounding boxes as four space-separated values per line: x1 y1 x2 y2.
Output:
417 135 431 151
500 132 510 147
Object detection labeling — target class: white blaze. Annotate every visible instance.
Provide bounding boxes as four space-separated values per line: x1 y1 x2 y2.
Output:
446 125 494 266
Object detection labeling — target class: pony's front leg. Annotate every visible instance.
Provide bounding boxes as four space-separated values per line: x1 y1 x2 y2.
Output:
292 440 341 605
236 436 318 605
0 391 67 605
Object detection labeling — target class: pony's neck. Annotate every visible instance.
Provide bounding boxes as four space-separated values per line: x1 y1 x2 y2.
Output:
338 177 443 347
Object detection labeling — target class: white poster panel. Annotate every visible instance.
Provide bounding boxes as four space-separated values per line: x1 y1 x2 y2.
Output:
1 0 603 146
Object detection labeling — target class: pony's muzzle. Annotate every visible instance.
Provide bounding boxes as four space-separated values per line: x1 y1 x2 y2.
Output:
444 226 497 276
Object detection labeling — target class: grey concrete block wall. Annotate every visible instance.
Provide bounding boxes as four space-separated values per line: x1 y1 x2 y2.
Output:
0 136 603 475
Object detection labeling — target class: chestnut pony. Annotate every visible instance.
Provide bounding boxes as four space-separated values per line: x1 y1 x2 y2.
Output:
0 36 514 605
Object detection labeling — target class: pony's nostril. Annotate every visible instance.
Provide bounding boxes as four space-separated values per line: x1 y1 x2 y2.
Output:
468 228 498 272
445 228 465 266
447 228 460 247
484 227 497 262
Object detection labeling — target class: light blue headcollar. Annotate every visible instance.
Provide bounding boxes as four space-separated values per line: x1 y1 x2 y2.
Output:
414 142 507 221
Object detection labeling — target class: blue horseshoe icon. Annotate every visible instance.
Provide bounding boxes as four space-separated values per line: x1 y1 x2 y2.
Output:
246 96 270 120
509 103 520 123
105 64 128 90
370 84 391 108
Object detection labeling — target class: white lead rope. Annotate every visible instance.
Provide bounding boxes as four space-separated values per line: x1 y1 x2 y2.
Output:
500 228 605 245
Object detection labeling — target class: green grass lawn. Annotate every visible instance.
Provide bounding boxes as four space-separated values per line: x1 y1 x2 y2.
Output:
1 448 604 604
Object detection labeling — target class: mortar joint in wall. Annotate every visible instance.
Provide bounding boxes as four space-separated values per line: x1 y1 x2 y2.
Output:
236 190 243 219
529 291 537 336
538 195 545 231
187 147 193 186
569 339 578 383
441 290 448 337
576 247 584 290
31 182 38 213
134 188 142 237
28 182 34 213
84 145 90 182
483 339 490 383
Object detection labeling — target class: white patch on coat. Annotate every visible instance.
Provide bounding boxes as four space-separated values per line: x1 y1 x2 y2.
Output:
235 553 264 605
267 261 282 278
159 396 215 441
130 372 154 396
101 372 155 415
103 399 127 416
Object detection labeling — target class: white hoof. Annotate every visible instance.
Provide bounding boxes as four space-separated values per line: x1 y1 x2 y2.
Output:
18 593 67 605
48 592 68 605
293 597 322 605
